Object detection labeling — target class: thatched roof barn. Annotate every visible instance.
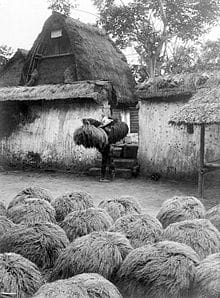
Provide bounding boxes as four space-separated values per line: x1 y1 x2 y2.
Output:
21 11 136 107
0 49 28 87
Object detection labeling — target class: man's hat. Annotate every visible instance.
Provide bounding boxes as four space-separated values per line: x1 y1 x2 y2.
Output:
100 116 114 128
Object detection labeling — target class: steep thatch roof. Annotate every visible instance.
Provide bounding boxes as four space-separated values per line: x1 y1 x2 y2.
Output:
0 80 112 104
22 12 136 106
169 86 220 125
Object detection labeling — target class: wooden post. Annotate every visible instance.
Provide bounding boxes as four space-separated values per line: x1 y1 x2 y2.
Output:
198 124 205 198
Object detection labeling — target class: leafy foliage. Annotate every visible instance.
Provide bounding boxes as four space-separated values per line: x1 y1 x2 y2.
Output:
0 45 14 71
93 0 220 77
47 0 77 16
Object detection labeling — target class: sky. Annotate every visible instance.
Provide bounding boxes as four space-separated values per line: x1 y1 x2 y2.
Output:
0 0 220 63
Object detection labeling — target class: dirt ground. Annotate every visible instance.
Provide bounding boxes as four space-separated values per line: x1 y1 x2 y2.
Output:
0 170 219 216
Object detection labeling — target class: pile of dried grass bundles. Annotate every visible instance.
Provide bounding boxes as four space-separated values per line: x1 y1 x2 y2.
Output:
0 216 17 237
110 213 163 248
157 196 206 228
51 191 94 222
8 186 53 209
98 196 142 221
33 273 122 298
116 240 200 298
0 222 69 269
49 231 133 282
108 121 129 144
7 198 56 224
206 203 220 231
74 123 108 152
163 219 220 259
193 253 220 298
60 208 113 242
0 201 6 216
0 252 43 298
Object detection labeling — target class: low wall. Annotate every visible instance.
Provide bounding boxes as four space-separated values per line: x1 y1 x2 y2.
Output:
138 99 220 178
0 99 109 172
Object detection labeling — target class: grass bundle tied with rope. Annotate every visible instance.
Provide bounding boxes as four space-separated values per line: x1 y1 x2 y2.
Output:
0 216 17 237
0 201 6 216
33 273 122 298
74 123 108 152
110 213 163 248
0 252 43 298
206 204 220 231
7 198 56 225
60 208 113 242
0 222 69 270
108 121 129 144
51 191 95 222
8 186 53 210
193 253 220 298
116 240 200 298
49 231 133 282
156 196 206 228
98 196 142 221
163 219 220 260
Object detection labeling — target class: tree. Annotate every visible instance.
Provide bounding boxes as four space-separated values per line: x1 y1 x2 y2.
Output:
47 0 77 16
0 45 14 71
93 0 220 77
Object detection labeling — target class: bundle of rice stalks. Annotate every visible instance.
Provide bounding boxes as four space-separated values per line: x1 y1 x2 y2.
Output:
74 124 108 152
157 196 205 228
163 219 220 259
108 121 129 144
33 273 122 298
7 198 56 224
0 201 6 216
206 204 220 231
8 186 53 210
98 196 142 221
49 231 133 282
51 191 94 222
0 252 43 298
0 216 17 237
116 240 200 298
193 253 220 298
110 213 163 248
60 208 113 242
0 222 69 269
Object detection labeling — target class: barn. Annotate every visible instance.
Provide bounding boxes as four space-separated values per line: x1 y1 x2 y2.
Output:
0 12 137 172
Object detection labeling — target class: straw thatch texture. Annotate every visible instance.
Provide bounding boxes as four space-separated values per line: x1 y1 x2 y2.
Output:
193 253 220 298
33 273 122 298
157 196 205 228
116 240 200 298
0 252 43 298
206 204 220 231
98 196 142 221
49 231 133 282
60 208 113 242
0 81 113 104
22 12 136 105
51 191 94 222
0 216 17 237
163 219 220 260
7 198 56 224
0 201 6 216
74 124 108 152
109 213 163 248
108 121 129 144
8 186 53 210
0 222 69 269
169 86 220 125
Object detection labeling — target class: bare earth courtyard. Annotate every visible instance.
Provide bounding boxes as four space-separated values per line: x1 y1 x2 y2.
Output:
0 170 219 215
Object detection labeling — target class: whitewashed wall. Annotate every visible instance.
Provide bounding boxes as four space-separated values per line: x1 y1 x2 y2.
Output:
0 100 110 172
138 99 220 178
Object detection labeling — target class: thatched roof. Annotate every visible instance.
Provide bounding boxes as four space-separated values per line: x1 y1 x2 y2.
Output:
136 73 210 100
0 80 112 104
22 12 136 106
169 86 220 125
